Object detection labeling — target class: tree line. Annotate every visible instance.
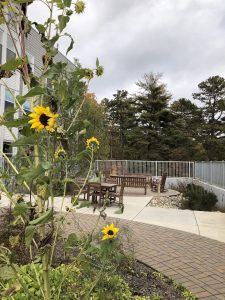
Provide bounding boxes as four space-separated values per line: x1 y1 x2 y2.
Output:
99 73 225 161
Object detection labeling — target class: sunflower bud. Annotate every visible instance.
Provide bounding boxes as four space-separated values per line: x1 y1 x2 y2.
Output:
96 66 104 77
75 1 85 14
54 147 66 159
84 69 94 80
50 98 58 113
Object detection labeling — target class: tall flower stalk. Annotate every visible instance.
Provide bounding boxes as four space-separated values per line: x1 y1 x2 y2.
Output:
0 1 104 299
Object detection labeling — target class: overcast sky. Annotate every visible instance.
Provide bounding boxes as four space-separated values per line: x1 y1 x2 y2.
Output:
28 0 225 102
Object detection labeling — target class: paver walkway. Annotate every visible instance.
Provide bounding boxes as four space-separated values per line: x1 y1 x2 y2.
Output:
65 212 225 300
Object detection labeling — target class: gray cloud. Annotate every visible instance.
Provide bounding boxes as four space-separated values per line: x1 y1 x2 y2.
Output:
28 0 225 101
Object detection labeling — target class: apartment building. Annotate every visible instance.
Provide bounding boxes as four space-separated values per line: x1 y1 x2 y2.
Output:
0 25 74 158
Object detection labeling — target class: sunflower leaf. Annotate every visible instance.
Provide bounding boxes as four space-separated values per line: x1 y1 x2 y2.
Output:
17 165 45 183
24 87 46 97
29 210 53 226
12 134 39 146
0 117 28 128
58 15 70 33
25 225 36 247
0 58 24 71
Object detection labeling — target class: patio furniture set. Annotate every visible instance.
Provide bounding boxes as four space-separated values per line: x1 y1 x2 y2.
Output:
74 172 167 208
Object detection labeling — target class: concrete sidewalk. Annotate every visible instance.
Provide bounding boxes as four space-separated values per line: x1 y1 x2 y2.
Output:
55 192 225 243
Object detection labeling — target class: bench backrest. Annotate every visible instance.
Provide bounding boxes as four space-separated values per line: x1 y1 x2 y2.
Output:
123 176 146 187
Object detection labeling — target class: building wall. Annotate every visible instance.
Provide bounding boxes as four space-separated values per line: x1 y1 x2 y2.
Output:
0 25 74 156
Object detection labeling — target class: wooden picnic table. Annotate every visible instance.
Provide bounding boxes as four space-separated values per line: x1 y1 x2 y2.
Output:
87 182 117 201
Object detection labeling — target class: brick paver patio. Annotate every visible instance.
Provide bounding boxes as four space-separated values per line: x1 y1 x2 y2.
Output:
65 212 225 300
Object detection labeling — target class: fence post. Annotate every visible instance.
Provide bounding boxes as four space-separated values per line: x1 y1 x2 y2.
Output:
223 162 224 188
202 161 203 181
188 161 191 178
210 161 212 185
155 161 158 177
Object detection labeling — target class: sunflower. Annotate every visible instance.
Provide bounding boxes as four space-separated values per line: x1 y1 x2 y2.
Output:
54 147 66 159
101 223 119 241
86 137 100 149
28 106 59 132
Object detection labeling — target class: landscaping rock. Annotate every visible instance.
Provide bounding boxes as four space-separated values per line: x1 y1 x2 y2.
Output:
148 193 183 209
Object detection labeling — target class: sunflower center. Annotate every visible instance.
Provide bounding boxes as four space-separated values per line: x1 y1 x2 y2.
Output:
40 114 50 126
107 230 114 236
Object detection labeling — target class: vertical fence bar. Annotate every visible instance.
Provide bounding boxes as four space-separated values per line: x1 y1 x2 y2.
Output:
155 161 158 177
210 161 212 185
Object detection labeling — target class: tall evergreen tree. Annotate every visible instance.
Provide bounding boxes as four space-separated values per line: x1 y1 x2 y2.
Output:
133 73 173 160
193 75 225 160
102 90 136 159
170 98 207 160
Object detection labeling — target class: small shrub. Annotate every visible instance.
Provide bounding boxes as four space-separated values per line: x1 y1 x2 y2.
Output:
182 184 217 211
169 181 188 193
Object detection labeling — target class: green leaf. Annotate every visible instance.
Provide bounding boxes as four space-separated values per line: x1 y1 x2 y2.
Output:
43 34 60 50
96 57 99 67
83 119 90 128
41 161 52 170
1 58 24 71
12 134 39 146
16 95 26 105
64 233 78 249
29 210 53 226
0 266 16 280
53 0 63 9
1 116 28 128
33 23 46 34
64 33 74 54
25 225 36 247
42 62 67 79
24 86 46 97
76 200 90 209
18 165 45 183
64 0 72 7
13 202 29 217
15 0 33 3
9 235 20 248
58 15 70 32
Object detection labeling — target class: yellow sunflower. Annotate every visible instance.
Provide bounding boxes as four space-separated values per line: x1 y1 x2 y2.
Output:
86 137 100 149
54 147 66 159
101 223 119 241
28 106 59 132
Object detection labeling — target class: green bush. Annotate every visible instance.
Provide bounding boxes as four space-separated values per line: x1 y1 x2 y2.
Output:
182 184 217 211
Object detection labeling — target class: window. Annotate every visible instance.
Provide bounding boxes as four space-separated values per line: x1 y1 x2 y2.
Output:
23 99 31 114
6 48 16 61
4 90 15 119
3 142 12 157
6 35 16 62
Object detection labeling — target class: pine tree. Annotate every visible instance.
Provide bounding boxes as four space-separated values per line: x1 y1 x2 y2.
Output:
193 75 225 160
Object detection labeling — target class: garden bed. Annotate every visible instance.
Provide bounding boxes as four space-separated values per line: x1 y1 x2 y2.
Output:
0 208 196 299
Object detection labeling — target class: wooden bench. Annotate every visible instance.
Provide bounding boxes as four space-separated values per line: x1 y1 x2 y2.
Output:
110 175 147 195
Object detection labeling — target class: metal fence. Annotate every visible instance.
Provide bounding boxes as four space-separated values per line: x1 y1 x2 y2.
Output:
95 160 194 178
1 157 224 189
194 161 225 189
